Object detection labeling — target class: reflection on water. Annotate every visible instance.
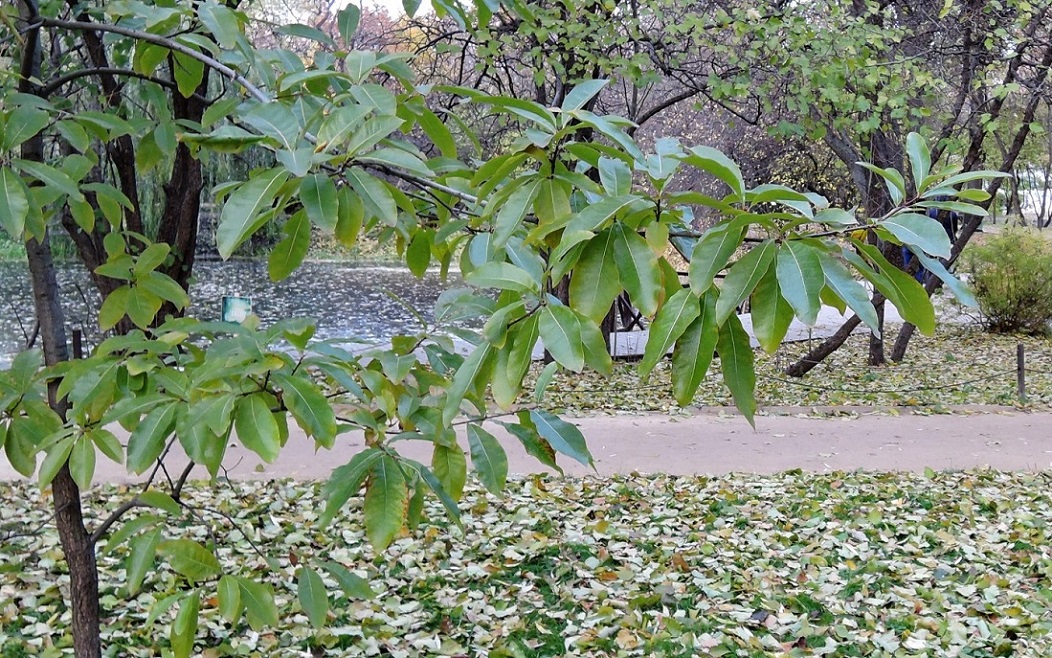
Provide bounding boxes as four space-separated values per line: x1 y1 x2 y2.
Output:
0 260 461 360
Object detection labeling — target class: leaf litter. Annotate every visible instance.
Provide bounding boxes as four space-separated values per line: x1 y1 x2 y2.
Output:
4 469 1052 656
535 324 1052 415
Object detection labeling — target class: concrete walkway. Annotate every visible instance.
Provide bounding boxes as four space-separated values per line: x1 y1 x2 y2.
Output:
3 406 1049 485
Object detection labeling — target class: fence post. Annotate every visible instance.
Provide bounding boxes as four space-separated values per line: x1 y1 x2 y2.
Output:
1017 343 1027 404
72 325 83 360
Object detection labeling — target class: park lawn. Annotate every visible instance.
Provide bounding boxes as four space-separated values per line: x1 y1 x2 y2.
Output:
3 470 1052 657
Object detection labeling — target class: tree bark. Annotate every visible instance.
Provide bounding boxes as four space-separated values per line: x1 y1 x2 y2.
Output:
19 3 101 656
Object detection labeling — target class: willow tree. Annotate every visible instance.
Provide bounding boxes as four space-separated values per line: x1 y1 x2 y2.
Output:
0 1 994 656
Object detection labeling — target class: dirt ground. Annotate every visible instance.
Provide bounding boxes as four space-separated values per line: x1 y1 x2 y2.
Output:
2 406 1049 485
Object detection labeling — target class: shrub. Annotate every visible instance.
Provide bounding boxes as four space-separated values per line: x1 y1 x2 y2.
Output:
961 227 1052 335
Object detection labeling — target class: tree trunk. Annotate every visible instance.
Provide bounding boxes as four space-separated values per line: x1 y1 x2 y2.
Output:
26 234 99 658
785 314 862 378
19 4 101 655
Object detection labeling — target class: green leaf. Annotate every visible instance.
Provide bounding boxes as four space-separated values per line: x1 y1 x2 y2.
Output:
300 174 339 232
881 212 951 258
217 575 243 625
98 286 130 331
442 342 494 425
273 373 337 447
320 561 375 600
242 104 300 152
533 361 559 403
598 156 631 196
689 220 746 296
716 314 756 426
540 304 584 372
15 159 82 201
217 168 289 259
529 410 593 468
172 50 204 98
570 228 622 324
491 313 539 408
775 241 823 325
906 132 931 194
715 240 775 324
346 116 404 156
671 292 718 406
126 286 163 329
502 420 561 474
321 448 382 525
197 1 240 48
345 51 378 84
336 187 365 246
412 462 463 528
297 567 329 628
346 168 397 225
127 403 177 474
858 162 905 206
562 79 608 111
912 250 978 308
359 146 430 176
158 539 221 582
494 180 538 245
465 261 539 294
237 577 278 631
750 264 794 353
69 436 96 491
850 241 935 335
364 454 408 550
5 422 37 477
133 243 170 276
317 105 371 150
2 107 50 151
406 230 431 278
138 272 190 309
467 424 507 495
682 146 745 200
269 212 311 281
275 23 336 47
578 311 613 376
416 105 457 158
817 250 881 335
337 4 361 43
170 591 199 658
639 288 700 377
0 167 29 239
234 393 281 463
37 436 74 488
138 490 182 515
565 195 641 236
90 428 123 463
432 443 467 501
126 528 161 595
613 223 661 316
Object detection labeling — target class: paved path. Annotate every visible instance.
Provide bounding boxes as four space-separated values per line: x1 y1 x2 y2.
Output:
3 407 1049 485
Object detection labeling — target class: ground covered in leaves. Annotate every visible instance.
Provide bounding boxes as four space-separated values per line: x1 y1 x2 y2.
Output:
5 472 1052 657
537 324 1052 415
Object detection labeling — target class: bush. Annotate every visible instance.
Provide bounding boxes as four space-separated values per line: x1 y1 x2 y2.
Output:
961 227 1052 335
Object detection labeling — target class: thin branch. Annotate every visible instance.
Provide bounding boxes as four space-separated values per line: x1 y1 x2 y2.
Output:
35 17 270 103
41 65 209 101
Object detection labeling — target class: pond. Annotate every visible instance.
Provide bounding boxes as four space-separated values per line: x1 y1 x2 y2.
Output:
0 259 462 362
